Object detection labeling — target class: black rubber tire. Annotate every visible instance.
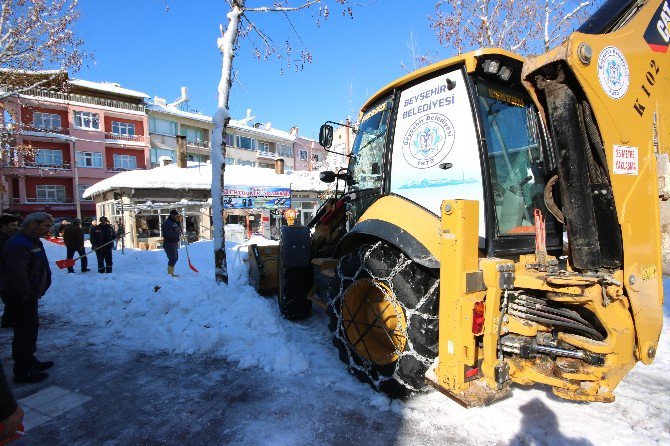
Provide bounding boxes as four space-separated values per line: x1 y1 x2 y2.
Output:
327 242 439 397
277 247 312 321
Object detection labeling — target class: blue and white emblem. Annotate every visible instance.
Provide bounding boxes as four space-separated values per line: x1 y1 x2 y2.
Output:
597 46 630 100
402 113 455 169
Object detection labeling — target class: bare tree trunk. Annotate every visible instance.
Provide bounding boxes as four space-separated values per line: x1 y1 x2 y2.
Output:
211 0 245 284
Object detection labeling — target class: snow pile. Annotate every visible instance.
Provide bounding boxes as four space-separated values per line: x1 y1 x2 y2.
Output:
285 170 331 192
69 79 149 99
147 102 213 123
42 240 306 375
84 162 332 198
39 239 670 445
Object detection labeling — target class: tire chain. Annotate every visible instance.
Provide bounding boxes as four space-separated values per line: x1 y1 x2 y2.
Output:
328 241 439 393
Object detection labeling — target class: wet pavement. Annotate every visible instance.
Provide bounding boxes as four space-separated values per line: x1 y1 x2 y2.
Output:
2 313 466 446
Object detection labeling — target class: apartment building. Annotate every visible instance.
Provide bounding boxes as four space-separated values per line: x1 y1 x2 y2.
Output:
330 122 355 169
290 126 327 172
224 109 295 171
0 73 149 220
147 88 214 168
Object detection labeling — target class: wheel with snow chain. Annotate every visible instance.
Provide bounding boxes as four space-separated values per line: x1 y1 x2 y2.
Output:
277 247 312 321
327 242 439 397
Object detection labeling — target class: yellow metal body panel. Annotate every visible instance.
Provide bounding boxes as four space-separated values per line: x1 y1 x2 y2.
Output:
435 200 481 393
523 0 666 364
357 195 442 259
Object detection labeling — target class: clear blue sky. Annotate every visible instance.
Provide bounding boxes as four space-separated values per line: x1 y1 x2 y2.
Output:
74 0 445 138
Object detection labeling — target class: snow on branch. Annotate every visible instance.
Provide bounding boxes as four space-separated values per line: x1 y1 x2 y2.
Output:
0 0 88 98
429 0 599 56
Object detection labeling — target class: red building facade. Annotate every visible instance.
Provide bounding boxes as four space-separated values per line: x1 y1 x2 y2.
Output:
1 78 150 220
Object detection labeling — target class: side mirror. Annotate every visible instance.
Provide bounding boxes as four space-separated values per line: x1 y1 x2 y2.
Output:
319 124 334 148
320 171 336 183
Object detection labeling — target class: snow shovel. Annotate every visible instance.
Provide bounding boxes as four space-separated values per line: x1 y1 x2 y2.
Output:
55 238 116 269
182 236 198 273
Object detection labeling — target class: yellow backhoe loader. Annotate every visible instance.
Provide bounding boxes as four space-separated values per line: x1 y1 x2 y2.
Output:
269 0 667 406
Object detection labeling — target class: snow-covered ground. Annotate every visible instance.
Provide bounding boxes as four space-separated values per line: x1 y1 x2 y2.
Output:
41 239 670 445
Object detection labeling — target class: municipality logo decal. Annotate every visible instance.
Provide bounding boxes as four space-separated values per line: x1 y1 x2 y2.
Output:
597 46 629 100
402 113 455 169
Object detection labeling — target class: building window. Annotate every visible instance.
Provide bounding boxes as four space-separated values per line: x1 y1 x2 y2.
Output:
225 157 235 164
181 126 204 144
224 133 234 146
149 117 177 136
73 111 100 130
33 112 61 130
35 149 63 167
259 141 270 153
236 135 256 151
75 151 103 168
239 160 256 167
113 154 137 170
311 153 320 162
78 185 92 201
112 121 135 136
150 148 175 164
299 150 308 161
278 144 293 157
36 185 66 202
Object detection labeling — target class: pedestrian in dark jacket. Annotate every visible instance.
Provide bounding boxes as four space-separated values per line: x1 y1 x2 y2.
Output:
0 215 20 328
0 212 54 383
161 210 181 277
63 218 89 274
90 216 115 273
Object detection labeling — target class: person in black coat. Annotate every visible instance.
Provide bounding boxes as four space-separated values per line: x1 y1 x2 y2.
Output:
90 216 115 273
63 218 89 274
161 210 182 277
0 215 20 328
0 212 54 383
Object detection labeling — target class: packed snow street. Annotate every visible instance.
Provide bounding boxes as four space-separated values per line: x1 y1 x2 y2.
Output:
1 239 667 445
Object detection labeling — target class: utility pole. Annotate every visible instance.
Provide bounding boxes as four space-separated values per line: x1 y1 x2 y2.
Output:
72 139 81 219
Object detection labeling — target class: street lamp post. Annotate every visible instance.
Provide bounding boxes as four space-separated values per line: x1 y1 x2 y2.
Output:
72 139 81 219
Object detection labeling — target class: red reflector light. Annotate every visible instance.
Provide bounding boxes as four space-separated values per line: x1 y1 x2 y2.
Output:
465 367 479 378
472 301 485 335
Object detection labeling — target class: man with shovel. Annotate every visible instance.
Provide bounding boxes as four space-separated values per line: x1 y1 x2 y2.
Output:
63 219 89 274
162 210 181 277
90 216 115 274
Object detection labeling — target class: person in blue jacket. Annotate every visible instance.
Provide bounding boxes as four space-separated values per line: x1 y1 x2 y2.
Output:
161 210 181 277
0 212 54 383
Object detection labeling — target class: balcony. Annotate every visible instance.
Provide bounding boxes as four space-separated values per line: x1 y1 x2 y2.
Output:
106 166 146 173
104 132 149 144
186 139 209 148
0 124 71 142
25 197 74 204
257 150 280 160
18 124 69 136
1 159 72 170
20 87 145 112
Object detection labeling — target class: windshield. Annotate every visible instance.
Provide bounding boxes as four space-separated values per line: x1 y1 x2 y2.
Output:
348 97 393 191
476 81 553 236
